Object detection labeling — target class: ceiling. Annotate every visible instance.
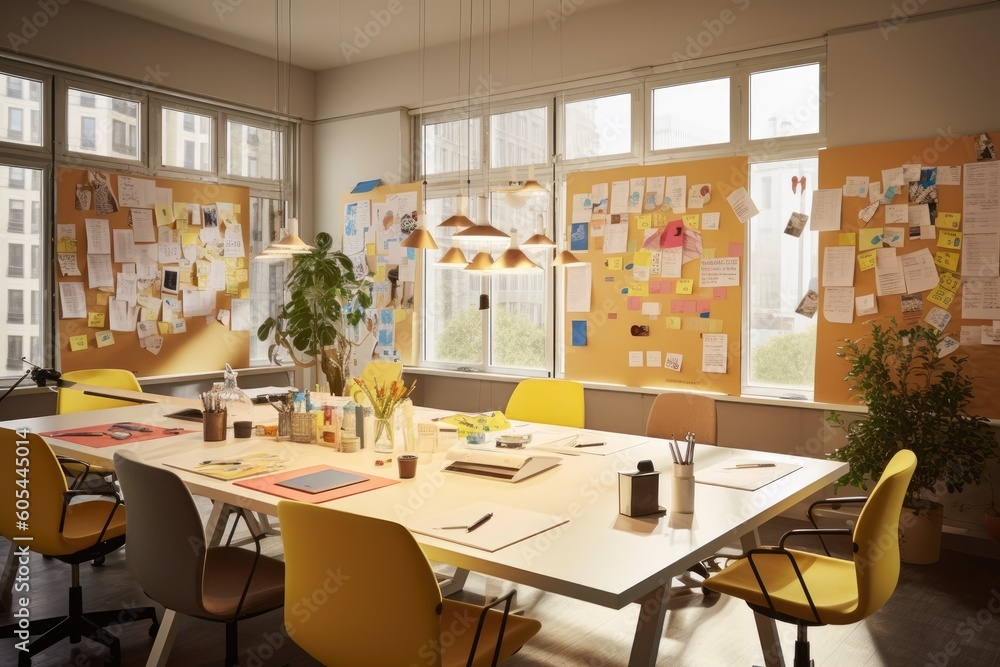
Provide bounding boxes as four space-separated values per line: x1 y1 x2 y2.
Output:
83 0 626 72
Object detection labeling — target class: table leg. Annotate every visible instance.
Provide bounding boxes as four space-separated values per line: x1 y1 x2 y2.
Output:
145 609 181 667
627 581 669 667
740 529 786 667
206 500 231 547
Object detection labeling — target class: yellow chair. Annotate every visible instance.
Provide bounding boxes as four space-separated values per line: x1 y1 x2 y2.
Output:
0 429 158 666
505 379 584 428
703 449 917 667
278 501 541 667
56 368 143 415
348 360 403 403
645 391 718 444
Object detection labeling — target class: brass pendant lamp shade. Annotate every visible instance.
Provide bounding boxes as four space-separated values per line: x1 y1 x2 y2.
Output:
552 250 585 266
520 213 556 250
435 245 469 268
400 227 439 250
464 250 495 272
261 218 314 257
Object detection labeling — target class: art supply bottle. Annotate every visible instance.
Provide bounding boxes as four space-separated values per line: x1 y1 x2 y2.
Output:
218 365 254 426
342 399 357 436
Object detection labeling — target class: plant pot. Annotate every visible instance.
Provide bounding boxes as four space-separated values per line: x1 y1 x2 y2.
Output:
899 501 943 565
984 508 1000 543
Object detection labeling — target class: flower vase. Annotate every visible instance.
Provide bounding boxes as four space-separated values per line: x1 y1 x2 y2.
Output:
373 415 395 453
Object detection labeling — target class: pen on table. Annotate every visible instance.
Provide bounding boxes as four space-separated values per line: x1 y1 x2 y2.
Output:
726 463 777 469
200 460 244 466
465 512 493 532
574 442 605 448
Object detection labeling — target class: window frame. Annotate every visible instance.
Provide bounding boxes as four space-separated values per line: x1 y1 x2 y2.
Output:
558 83 642 170
0 63 50 156
150 96 219 178
56 77 147 169
220 111 289 186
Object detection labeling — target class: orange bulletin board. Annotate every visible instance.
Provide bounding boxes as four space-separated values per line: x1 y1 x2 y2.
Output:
814 134 1000 416
55 167 252 377
339 182 423 368
563 157 747 395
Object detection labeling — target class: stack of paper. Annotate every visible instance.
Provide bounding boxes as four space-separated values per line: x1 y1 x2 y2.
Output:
164 453 286 480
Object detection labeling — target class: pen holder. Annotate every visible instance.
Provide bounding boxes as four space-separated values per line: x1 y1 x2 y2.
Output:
276 412 292 441
671 463 695 514
619 462 661 517
290 412 316 443
203 410 227 442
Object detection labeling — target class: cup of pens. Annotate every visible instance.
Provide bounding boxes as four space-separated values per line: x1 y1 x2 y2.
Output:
201 389 227 442
669 433 696 514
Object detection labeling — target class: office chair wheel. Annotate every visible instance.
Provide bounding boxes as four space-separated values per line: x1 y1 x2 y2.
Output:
92 555 106 567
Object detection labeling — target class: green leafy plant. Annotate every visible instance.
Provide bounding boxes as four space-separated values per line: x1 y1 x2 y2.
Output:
256 232 372 395
827 319 997 511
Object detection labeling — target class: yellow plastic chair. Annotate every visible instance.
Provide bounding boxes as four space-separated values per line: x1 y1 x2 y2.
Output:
57 368 143 414
278 501 541 667
0 429 158 665
505 379 584 428
348 360 403 403
704 449 917 667
645 392 718 444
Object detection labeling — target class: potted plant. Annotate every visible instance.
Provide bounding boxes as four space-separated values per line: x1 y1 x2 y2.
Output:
257 231 373 395
826 319 997 564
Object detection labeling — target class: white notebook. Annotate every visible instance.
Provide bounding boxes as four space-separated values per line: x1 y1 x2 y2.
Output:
696 459 801 491
409 501 568 552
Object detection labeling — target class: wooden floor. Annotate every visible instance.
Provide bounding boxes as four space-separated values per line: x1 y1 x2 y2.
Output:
2 511 999 667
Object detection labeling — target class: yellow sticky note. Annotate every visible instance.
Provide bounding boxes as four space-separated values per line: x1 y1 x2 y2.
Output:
708 319 724 333
95 331 114 348
366 243 377 256
634 250 652 267
57 238 77 253
95 292 109 307
240 287 250 299
628 282 649 296
934 251 960 271
676 279 694 295
838 233 857 246
635 214 652 229
927 286 956 309
604 257 623 271
176 218 189 235
233 204 241 214
858 249 877 271
374 264 387 283
665 317 682 329
204 246 222 261
182 232 200 247
652 211 669 228
395 308 408 322
936 212 961 229
155 204 173 227
157 322 172 335
859 227 883 249
87 312 105 328
69 335 88 352
939 272 962 293
937 230 962 249
681 214 700 230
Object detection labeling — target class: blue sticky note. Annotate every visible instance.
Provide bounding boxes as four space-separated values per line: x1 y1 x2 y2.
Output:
351 178 381 194
571 321 587 346
700 311 710 318
570 222 589 251
407 247 417 260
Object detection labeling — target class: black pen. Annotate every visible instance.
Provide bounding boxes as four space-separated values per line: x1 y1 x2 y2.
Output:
574 442 605 448
465 512 493 532
726 463 777 469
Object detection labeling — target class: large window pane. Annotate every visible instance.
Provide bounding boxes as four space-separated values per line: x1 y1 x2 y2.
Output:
162 107 213 171
746 157 818 394
490 107 547 169
227 121 281 180
750 63 821 140
423 197 484 365
248 196 290 366
67 87 140 159
1 73 42 147
651 77 729 150
1 164 43 378
564 93 631 160
423 118 481 176
488 192 548 370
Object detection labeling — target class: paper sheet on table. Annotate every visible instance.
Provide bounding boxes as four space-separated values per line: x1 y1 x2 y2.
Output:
809 189 842 231
566 263 591 313
696 459 802 491
823 287 854 324
964 162 1000 233
517 426 648 456
822 246 855 287
409 501 569 553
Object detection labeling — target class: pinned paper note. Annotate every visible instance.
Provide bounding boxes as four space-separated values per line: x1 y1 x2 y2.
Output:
784 212 808 238
664 353 683 371
95 331 115 348
69 335 88 352
628 351 643 367
725 187 758 223
924 306 952 331
701 212 720 231
795 290 819 318
856 294 878 317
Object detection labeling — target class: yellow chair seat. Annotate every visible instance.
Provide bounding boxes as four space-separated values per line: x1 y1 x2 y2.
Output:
704 549 860 624
440 599 542 667
506 379 585 428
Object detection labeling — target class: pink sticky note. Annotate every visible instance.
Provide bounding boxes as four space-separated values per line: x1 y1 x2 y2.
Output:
682 300 697 313
697 299 711 313
627 296 641 310
608 312 617 320
664 220 685 248
663 280 675 293
728 242 744 257
713 287 727 300
670 300 684 313
649 281 662 294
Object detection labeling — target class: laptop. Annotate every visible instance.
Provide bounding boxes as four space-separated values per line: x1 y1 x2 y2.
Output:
275 468 369 494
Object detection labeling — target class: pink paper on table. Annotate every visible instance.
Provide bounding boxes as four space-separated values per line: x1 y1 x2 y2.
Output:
41 424 195 449
234 465 398 503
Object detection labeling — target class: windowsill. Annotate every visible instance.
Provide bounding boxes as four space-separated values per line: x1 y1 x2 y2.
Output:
0 365 293 395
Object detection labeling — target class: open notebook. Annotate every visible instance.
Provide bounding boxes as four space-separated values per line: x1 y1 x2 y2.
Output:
409 501 568 553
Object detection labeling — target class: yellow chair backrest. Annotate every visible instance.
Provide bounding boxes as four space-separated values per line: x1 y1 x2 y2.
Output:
57 368 142 414
1 428 82 556
645 392 718 444
278 501 445 667
505 379 585 428
348 361 403 403
850 449 917 623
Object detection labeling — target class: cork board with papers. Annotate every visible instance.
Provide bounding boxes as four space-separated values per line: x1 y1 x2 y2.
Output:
55 167 252 376
562 157 747 395
814 133 1000 415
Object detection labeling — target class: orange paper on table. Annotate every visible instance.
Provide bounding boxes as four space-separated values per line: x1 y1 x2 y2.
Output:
234 465 398 503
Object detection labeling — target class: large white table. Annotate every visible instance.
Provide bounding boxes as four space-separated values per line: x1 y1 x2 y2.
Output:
4 403 847 667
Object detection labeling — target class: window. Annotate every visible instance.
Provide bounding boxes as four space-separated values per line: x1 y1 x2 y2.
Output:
7 290 23 324
248 195 289 366
9 167 23 189
8 200 23 233
422 118 481 176
30 110 40 144
30 201 39 234
29 336 38 364
6 336 22 371
7 108 23 141
183 113 195 132
744 157 819 396
183 140 195 170
490 106 548 169
30 291 38 325
6 76 22 98
7 244 23 278
200 142 210 171
750 63 821 140
161 107 213 171
67 88 140 160
30 245 38 278
564 92 632 160
227 120 281 180
651 77 730 151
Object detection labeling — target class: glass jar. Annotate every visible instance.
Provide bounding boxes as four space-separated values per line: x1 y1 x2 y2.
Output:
217 365 254 425
373 414 395 453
